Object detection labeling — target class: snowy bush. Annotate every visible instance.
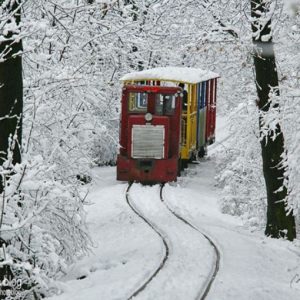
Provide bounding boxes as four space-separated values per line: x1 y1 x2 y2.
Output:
216 102 267 229
0 152 89 298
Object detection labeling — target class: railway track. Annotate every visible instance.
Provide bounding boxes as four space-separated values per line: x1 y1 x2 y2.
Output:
160 186 220 300
126 183 220 300
126 183 169 300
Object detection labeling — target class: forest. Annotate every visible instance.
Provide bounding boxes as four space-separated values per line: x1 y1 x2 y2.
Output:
0 0 300 299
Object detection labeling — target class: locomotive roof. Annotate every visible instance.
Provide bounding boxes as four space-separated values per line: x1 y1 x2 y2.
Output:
121 67 219 84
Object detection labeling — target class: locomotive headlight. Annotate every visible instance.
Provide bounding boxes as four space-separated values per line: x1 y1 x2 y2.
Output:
145 113 153 122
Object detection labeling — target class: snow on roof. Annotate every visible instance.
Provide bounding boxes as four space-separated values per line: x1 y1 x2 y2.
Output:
121 67 219 84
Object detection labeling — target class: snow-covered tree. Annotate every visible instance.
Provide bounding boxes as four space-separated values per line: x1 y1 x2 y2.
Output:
0 0 23 190
0 0 23 297
2 0 300 297
251 0 295 240
216 0 300 238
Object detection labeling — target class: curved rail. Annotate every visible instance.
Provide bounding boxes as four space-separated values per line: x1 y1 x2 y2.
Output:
125 183 169 300
160 185 220 300
126 183 220 300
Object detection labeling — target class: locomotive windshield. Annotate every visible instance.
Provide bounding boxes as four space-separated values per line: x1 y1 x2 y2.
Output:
128 92 148 113
128 92 175 115
155 94 175 115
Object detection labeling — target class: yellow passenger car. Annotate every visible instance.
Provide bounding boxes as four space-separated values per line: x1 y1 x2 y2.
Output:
121 67 219 169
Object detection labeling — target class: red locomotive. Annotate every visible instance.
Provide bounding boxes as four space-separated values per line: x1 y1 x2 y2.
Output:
117 67 219 183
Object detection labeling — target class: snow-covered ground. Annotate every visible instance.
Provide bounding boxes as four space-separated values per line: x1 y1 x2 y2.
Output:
49 118 300 300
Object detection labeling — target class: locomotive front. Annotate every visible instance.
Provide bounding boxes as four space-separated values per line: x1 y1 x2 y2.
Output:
117 85 182 183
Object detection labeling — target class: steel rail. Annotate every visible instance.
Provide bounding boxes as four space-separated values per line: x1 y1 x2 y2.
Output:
160 185 220 300
125 183 169 300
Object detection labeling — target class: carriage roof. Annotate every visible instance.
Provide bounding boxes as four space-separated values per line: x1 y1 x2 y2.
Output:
120 67 219 84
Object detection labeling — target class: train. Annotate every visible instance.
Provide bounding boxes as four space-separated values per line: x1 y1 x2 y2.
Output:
116 67 219 183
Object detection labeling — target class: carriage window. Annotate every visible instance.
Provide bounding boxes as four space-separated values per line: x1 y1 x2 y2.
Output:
128 92 148 113
155 94 175 115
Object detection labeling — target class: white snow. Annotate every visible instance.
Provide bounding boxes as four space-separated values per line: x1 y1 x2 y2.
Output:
48 116 300 300
120 67 220 84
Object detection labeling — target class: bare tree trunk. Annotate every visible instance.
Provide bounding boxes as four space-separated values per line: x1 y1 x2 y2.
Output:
0 0 23 295
0 0 23 190
251 0 296 240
